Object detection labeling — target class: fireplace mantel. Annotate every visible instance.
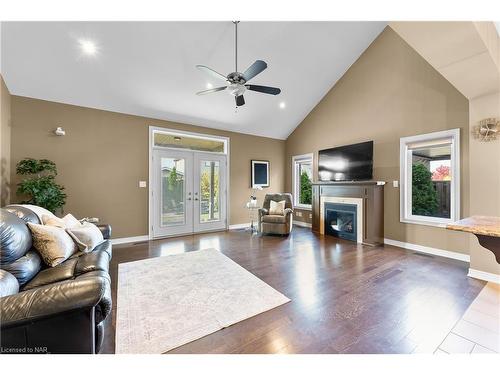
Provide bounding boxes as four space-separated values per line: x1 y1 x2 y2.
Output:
312 180 386 186
312 181 384 245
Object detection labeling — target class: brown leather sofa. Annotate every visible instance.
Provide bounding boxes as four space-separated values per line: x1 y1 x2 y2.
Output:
0 205 112 354
258 193 294 235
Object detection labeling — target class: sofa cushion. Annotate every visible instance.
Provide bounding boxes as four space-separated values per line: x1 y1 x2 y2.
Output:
2 250 42 286
0 209 33 265
22 258 79 291
0 270 19 297
27 223 78 267
22 242 112 292
74 250 110 276
91 240 112 259
13 204 56 222
5 205 42 224
262 214 287 224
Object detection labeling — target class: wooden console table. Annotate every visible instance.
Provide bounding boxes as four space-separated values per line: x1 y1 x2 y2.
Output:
447 216 500 264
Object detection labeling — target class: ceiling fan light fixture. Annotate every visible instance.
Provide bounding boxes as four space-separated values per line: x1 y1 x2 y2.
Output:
195 21 281 108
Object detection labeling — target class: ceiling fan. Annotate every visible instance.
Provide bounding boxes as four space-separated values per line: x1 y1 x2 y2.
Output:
195 21 281 107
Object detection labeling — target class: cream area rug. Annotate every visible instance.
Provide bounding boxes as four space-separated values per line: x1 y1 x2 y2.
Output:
115 248 290 354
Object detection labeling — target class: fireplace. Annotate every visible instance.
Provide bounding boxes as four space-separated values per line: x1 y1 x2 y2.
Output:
324 203 358 242
314 182 384 245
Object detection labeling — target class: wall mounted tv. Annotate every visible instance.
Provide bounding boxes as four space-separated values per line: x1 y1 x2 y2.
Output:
318 141 373 182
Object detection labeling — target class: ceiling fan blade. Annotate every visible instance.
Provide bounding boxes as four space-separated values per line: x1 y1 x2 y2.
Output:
242 60 267 82
196 86 228 95
235 95 245 107
195 65 228 82
245 84 281 95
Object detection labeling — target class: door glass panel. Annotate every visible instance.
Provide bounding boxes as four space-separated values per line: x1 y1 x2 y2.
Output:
200 160 220 222
161 157 185 226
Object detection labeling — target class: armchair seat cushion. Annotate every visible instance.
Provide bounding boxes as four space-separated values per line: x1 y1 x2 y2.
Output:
262 214 287 224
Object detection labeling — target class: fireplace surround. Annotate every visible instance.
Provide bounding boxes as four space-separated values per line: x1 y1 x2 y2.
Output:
312 181 385 245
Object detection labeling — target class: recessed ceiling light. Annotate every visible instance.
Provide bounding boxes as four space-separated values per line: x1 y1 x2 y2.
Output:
206 83 213 89
279 102 286 109
79 39 97 56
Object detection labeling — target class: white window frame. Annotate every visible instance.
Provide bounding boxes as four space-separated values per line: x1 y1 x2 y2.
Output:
292 153 314 210
400 129 460 228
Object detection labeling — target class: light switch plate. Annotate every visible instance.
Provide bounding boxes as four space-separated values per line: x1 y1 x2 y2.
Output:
139 181 147 188
393 180 399 188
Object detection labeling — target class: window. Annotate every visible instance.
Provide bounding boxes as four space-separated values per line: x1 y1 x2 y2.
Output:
153 130 226 153
292 154 313 209
400 129 460 227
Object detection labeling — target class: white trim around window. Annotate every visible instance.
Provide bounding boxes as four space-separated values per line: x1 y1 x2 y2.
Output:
400 129 460 228
292 153 313 210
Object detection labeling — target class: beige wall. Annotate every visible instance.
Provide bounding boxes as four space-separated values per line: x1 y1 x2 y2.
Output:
469 92 500 274
285 27 471 254
10 96 285 238
0 75 11 206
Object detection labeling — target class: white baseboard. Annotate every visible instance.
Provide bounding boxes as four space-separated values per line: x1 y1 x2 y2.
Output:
111 235 149 245
468 269 500 284
384 238 470 262
228 223 251 230
294 221 312 228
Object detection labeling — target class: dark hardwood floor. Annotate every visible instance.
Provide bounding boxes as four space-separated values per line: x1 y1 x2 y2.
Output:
101 226 485 354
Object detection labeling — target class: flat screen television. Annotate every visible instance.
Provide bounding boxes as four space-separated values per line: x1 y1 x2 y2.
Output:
318 141 373 182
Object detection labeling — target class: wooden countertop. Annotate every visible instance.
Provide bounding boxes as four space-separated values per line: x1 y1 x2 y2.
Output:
447 216 500 238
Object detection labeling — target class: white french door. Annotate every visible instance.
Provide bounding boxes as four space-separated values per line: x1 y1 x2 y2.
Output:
152 149 227 238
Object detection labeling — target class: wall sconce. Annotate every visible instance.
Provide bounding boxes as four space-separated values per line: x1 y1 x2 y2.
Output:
54 127 66 136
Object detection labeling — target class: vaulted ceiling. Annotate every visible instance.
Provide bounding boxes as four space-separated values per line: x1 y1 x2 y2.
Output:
1 21 386 139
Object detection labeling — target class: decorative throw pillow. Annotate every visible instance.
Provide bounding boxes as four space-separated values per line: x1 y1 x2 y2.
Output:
269 200 286 215
43 213 82 229
27 223 78 267
66 222 104 252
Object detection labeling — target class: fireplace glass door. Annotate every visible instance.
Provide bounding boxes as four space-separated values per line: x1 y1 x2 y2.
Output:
324 203 357 242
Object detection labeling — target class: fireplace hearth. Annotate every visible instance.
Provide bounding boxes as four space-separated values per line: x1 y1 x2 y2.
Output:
324 203 358 241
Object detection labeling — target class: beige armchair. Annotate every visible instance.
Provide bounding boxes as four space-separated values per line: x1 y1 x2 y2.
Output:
258 193 294 235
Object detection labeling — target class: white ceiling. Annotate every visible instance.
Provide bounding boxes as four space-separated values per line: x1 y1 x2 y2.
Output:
1 21 386 139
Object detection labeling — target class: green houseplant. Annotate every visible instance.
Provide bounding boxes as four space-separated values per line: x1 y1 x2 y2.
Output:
16 158 67 213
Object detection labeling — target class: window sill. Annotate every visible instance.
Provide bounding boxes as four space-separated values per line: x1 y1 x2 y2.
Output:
294 205 312 211
400 218 453 228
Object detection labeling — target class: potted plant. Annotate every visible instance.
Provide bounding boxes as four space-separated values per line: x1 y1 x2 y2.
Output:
16 158 67 213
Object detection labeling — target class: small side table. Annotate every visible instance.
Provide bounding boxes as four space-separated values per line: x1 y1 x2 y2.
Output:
246 206 261 234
